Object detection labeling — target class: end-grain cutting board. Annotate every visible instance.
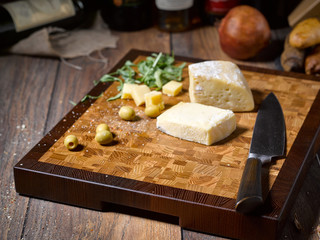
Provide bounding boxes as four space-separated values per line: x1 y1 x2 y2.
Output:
14 49 320 240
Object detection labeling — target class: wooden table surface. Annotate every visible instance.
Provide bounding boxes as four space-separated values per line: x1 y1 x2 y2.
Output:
1 23 320 240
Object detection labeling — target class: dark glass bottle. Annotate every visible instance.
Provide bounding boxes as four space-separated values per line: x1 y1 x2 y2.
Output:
0 0 96 48
155 0 194 32
100 0 153 31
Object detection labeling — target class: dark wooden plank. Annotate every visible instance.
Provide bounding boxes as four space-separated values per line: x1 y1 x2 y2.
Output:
279 151 320 240
0 54 58 239
100 27 171 82
171 25 281 70
17 29 180 240
183 231 226 240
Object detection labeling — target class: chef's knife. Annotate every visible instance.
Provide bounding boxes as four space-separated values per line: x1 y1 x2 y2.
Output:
236 92 286 214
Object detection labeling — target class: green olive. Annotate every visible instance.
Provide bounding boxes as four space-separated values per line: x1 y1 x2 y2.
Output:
64 135 79 150
96 123 110 133
145 105 161 118
119 106 135 121
95 130 113 145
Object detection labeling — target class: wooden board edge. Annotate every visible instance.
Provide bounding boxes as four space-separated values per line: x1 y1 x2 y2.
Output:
12 49 320 233
271 91 320 232
13 165 280 240
132 48 320 82
13 49 238 209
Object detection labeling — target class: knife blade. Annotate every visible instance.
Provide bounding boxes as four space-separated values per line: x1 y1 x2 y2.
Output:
235 92 286 214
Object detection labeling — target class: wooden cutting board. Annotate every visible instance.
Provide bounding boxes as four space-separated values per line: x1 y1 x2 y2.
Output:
14 49 320 240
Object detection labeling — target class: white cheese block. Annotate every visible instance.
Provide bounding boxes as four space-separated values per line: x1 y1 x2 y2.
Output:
156 102 236 145
188 61 254 112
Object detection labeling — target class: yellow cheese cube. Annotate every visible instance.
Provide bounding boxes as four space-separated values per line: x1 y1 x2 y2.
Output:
145 91 165 110
121 83 136 99
162 81 183 96
131 85 150 106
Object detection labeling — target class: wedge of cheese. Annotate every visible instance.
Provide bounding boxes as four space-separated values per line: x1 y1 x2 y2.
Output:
188 61 254 112
156 102 236 145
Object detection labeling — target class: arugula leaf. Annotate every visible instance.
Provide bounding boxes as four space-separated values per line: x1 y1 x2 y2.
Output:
84 52 186 102
99 74 124 92
107 92 122 101
81 92 104 102
69 100 77 106
154 69 163 88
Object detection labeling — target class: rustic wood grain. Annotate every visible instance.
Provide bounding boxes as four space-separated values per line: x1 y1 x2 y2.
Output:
15 29 180 240
20 200 180 240
171 25 283 70
0 54 58 239
13 50 320 239
279 151 320 240
101 27 171 75
183 231 226 240
36 55 320 200
2 22 320 240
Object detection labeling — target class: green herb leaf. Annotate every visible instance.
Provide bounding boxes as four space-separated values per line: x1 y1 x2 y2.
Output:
99 74 124 92
81 92 104 102
92 52 186 101
69 100 77 106
107 92 122 101
154 69 163 88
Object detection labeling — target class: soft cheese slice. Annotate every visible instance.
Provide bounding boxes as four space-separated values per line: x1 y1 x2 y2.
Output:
188 61 254 112
156 102 236 145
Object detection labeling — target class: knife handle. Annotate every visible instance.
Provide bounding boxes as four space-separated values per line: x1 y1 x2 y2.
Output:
236 158 263 214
